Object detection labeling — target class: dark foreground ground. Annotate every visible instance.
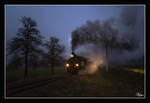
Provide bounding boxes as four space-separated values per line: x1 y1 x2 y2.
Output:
6 67 144 97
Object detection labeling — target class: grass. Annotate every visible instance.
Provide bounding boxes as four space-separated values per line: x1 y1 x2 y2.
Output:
6 66 67 83
60 72 105 96
6 65 144 97
59 67 144 97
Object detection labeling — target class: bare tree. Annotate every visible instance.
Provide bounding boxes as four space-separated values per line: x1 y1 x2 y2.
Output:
44 36 65 74
8 16 43 77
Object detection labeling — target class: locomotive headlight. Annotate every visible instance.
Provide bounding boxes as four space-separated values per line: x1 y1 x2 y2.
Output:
70 54 74 57
75 63 79 67
66 63 70 67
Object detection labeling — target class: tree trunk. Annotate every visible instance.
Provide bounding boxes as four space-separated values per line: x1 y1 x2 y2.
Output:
51 59 54 74
25 34 29 78
105 45 109 72
25 45 29 77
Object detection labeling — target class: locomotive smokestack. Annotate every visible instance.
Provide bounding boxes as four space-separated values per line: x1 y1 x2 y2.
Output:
70 47 74 57
72 48 74 54
71 52 75 58
70 49 76 58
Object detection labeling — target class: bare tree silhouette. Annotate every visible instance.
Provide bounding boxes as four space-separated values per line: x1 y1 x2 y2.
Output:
8 16 43 77
44 36 65 74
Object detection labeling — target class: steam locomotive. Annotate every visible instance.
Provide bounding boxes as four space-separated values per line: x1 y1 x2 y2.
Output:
65 52 90 74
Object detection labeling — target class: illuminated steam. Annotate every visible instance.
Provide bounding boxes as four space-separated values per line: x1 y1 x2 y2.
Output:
76 44 104 75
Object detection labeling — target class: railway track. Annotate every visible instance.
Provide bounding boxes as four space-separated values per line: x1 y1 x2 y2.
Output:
7 76 67 96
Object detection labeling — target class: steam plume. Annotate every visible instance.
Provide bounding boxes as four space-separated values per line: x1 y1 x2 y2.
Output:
71 6 143 66
76 44 104 75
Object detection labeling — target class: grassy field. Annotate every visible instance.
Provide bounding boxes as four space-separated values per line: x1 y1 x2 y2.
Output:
6 66 67 83
60 68 144 97
6 66 144 97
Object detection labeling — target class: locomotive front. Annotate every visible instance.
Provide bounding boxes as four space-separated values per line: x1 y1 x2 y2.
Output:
65 53 88 74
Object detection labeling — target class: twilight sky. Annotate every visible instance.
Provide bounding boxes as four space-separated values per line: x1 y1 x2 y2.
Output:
5 5 145 59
